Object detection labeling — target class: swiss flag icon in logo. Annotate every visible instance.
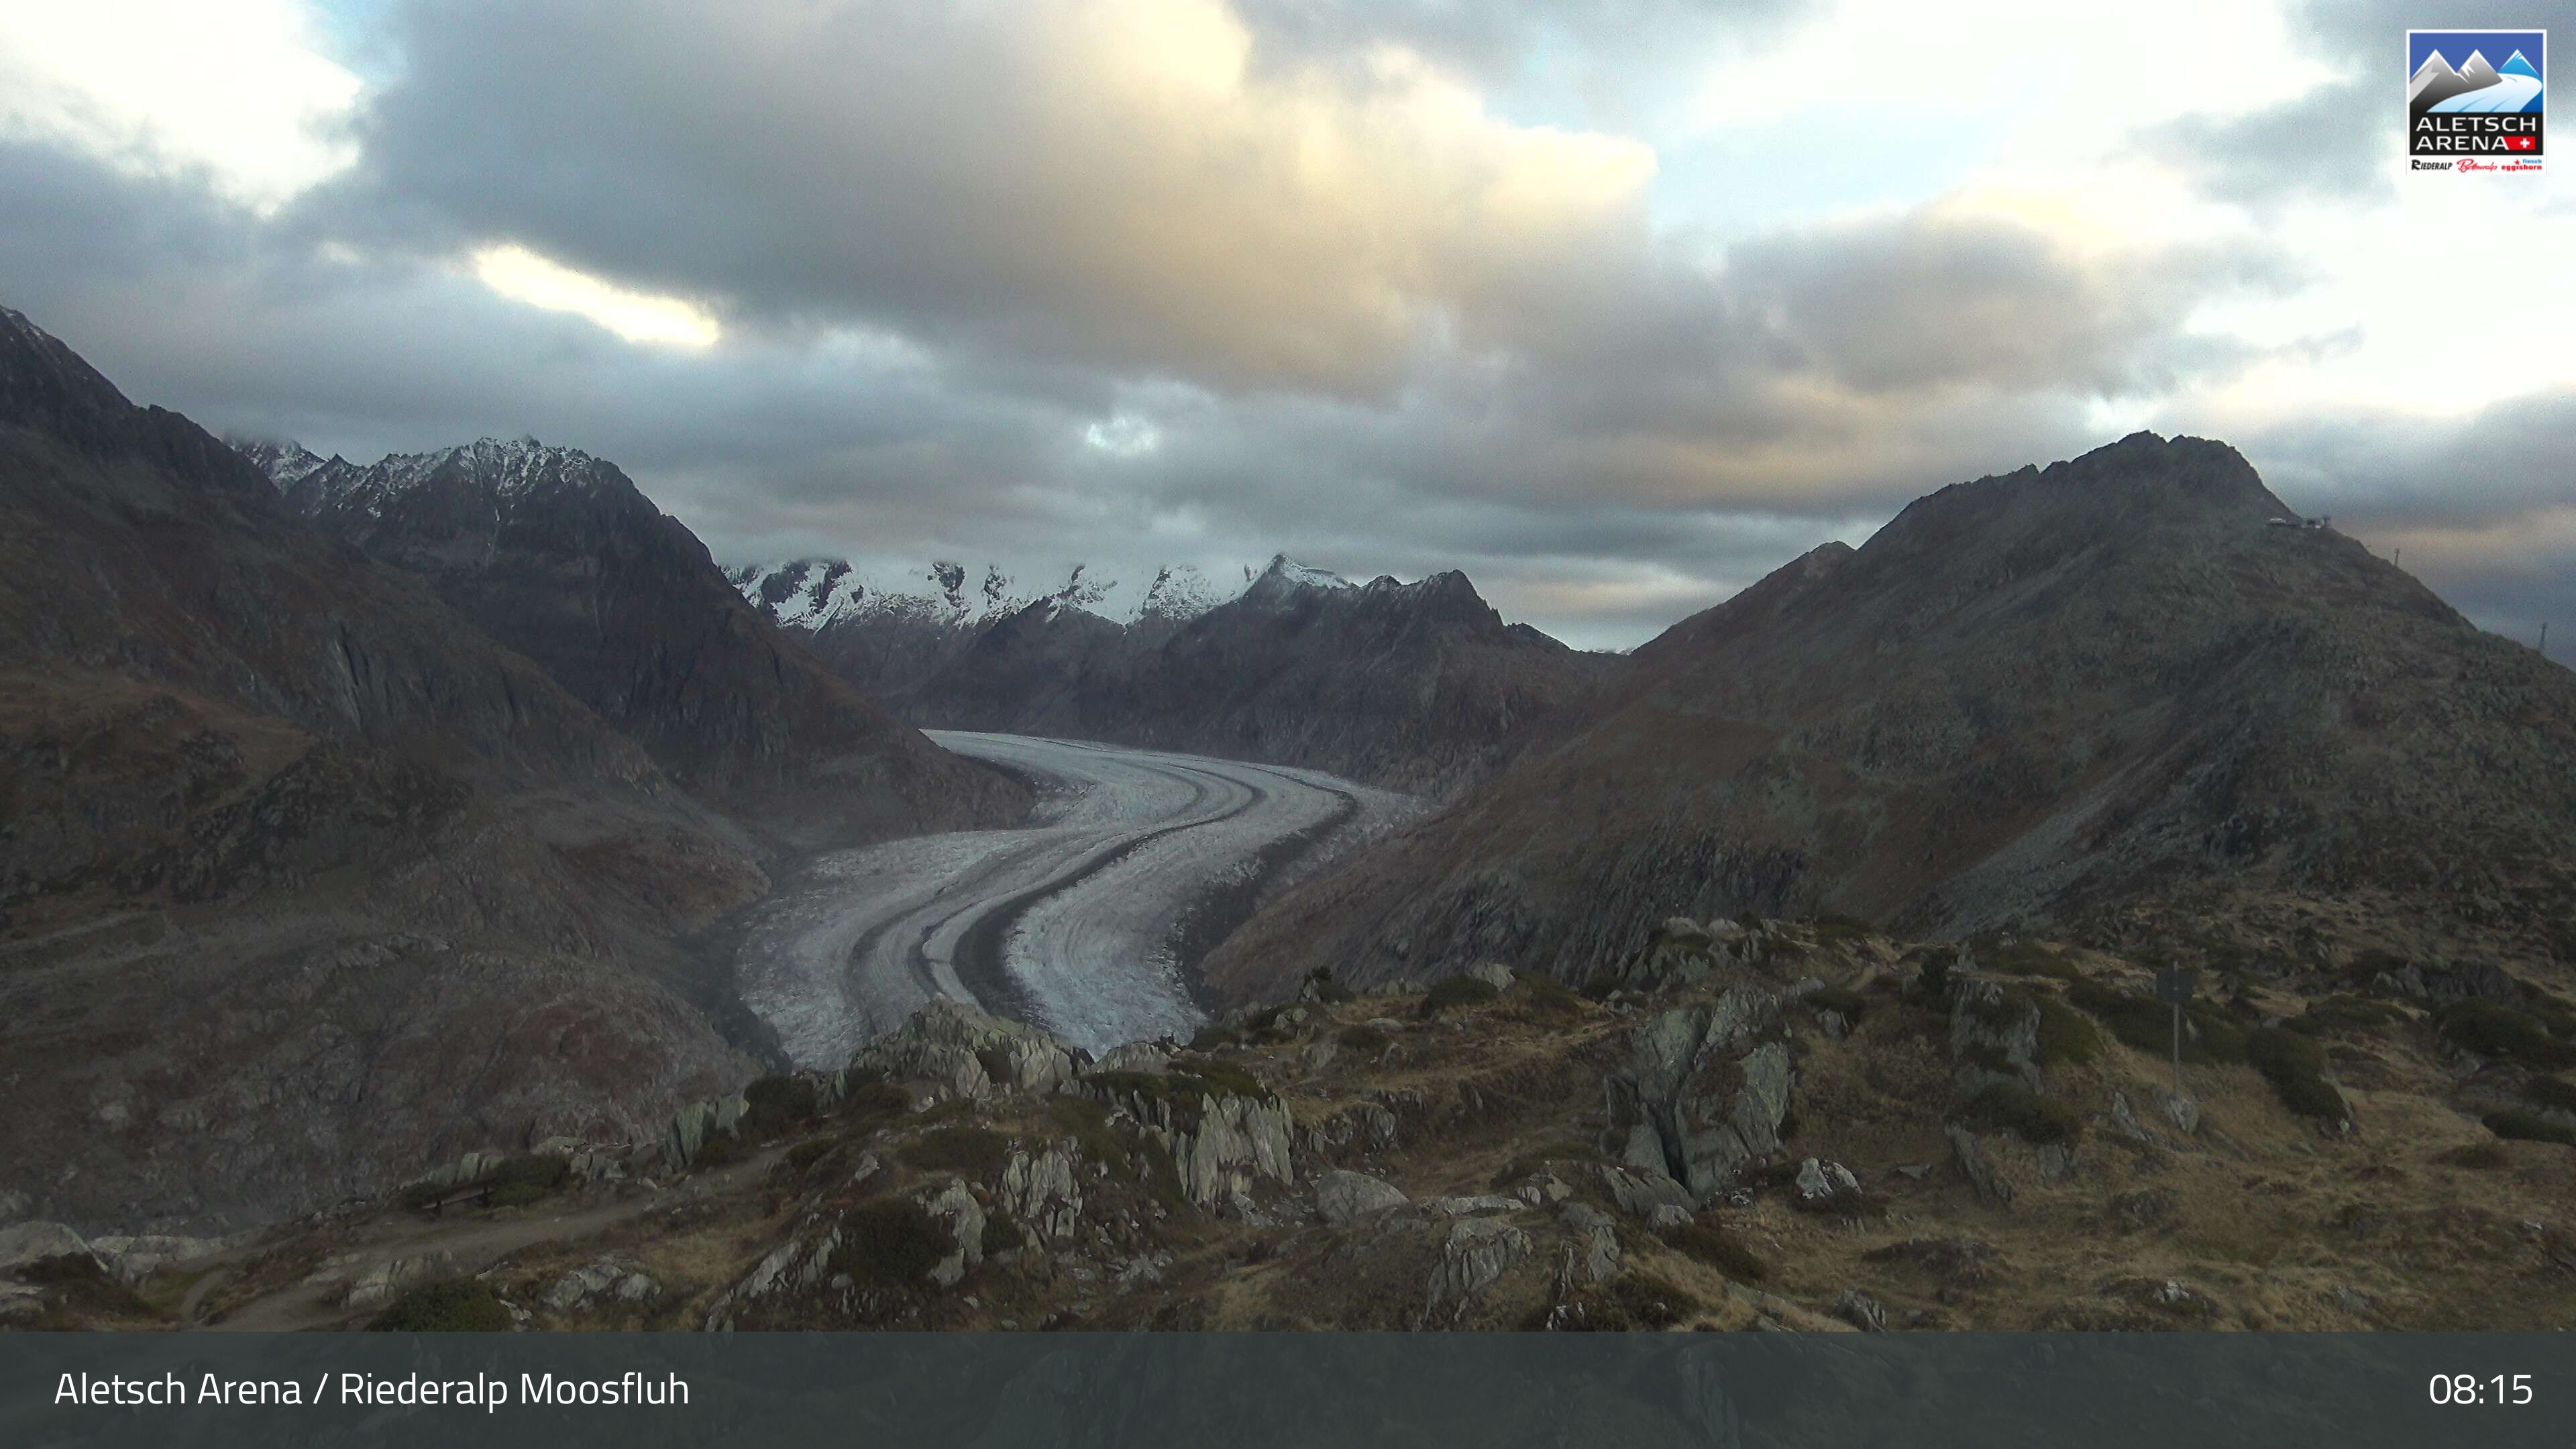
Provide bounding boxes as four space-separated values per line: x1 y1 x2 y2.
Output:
2505 136 2537 151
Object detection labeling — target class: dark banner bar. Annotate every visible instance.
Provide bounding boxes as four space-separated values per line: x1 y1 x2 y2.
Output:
5 1333 2573 1448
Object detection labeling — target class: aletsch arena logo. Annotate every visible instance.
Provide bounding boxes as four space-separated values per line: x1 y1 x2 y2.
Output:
2409 29 2545 171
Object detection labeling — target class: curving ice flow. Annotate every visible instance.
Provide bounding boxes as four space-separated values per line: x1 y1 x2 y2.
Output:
735 733 1419 1064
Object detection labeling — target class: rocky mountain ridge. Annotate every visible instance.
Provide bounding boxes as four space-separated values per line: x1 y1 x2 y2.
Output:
1205 431 2576 1004
241 435 1026 851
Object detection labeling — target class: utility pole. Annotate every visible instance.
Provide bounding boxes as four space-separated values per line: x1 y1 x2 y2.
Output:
2542 621 2551 657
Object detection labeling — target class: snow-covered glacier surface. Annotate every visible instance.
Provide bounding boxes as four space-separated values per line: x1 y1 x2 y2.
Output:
735 733 1421 1063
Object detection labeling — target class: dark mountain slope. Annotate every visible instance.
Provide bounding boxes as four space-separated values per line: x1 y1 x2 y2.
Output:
1207 432 2576 1003
0 310 775 1232
254 439 1024 849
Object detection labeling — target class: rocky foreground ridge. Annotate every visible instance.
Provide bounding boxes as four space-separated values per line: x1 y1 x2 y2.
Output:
14 914 2571 1332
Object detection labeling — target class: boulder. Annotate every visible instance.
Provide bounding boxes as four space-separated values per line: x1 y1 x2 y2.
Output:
1950 981 2044 1095
1945 1124 2014 1208
1093 1042 1171 1075
1464 961 1515 991
1560 1203 1621 1284
1792 1158 1866 1214
1645 1203 1695 1234
1423 1218 1531 1324
2155 1087 2200 1135
1597 1164 1694 1218
920 1179 986 1288
1085 1074 1295 1209
850 997 1078 1102
1000 1145 1085 1242
1607 990 1796 1203
1833 1287 1888 1332
343 1251 456 1312
2107 1091 2162 1146
1313 1170 1407 1226
664 1095 750 1171
545 1261 657 1311
1301 1102 1400 1162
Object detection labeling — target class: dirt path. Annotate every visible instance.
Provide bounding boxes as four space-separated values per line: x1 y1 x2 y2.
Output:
189 1148 784 1332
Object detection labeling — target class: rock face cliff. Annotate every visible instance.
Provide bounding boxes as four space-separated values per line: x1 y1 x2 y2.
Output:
0 309 1012 1234
1208 433 2576 1001
246 439 1024 849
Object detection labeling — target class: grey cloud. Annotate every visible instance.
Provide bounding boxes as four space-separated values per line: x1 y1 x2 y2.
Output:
2237 389 2576 645
1728 217 2300 397
10 2 2563 653
2147 0 2568 207
2143 78 2393 210
2242 389 2576 528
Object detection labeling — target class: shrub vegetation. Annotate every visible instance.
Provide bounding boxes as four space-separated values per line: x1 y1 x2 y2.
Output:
1418 975 1501 1018
367 1279 511 1332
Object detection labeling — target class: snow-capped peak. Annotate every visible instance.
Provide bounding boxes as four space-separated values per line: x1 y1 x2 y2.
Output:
727 558 872 629
231 437 333 491
366 437 611 499
237 434 627 521
1254 553 1354 590
2500 50 2540 79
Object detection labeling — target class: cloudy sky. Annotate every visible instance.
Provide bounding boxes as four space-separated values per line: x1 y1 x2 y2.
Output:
3 0 2569 649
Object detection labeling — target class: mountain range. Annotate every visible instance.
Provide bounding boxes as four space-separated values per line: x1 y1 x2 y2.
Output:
732 553 1616 797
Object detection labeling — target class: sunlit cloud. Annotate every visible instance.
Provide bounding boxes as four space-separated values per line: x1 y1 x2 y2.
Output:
0 0 360 210
468 244 722 349
1084 413 1164 456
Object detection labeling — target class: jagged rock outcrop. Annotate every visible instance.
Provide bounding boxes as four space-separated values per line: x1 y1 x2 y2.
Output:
1951 981 2046 1095
1313 1170 1407 1226
1602 987 1794 1203
1081 1077 1297 1210
1422 1218 1532 1324
848 997 1081 1102
999 1146 1085 1243
545 1260 658 1311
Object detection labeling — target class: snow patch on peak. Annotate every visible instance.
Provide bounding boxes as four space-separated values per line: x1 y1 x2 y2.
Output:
232 437 333 490
1136 564 1220 624
1252 553 1354 591
371 436 611 498
729 557 870 630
